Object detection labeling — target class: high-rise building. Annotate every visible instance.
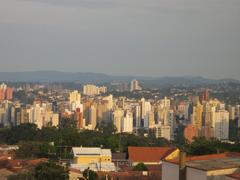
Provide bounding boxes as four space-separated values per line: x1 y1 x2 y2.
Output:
134 105 141 128
83 84 99 96
236 105 240 118
89 105 97 130
130 80 142 92
99 86 107 94
69 90 81 111
113 109 124 133
122 111 133 133
83 84 107 96
158 107 169 126
159 97 171 109
154 125 171 140
23 103 60 129
75 106 84 129
192 102 203 135
0 83 13 101
0 101 12 127
200 89 210 103
141 98 151 128
202 103 215 139
184 124 198 143
148 110 155 129
228 105 236 120
70 91 81 104
214 110 229 140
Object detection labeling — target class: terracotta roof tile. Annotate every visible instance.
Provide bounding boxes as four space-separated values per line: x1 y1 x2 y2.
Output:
227 173 240 179
128 147 176 163
26 158 48 166
165 152 240 164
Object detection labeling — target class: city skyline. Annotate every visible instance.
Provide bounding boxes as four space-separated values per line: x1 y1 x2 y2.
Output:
1 0 240 179
1 0 240 79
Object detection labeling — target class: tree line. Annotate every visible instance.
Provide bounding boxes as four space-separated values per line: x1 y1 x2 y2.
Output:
0 118 240 159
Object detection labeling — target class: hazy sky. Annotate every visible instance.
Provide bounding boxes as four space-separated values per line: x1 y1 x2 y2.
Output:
0 0 240 79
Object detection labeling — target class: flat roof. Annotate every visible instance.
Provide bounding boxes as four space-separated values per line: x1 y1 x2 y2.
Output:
165 152 240 171
227 173 240 179
187 157 240 171
72 147 111 157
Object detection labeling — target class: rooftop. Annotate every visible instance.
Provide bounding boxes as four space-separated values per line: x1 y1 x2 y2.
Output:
72 147 111 157
165 152 240 171
227 173 240 179
128 146 176 163
187 157 240 171
112 153 127 160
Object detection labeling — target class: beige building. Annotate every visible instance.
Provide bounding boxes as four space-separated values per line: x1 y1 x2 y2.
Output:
162 153 240 180
28 103 59 129
214 109 229 140
192 102 203 135
69 90 81 111
88 105 96 130
71 147 116 172
130 80 142 92
83 85 107 96
154 125 171 140
122 110 133 133
83 84 100 96
113 109 124 133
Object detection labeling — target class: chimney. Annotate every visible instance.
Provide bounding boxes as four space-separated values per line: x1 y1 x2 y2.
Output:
179 151 186 180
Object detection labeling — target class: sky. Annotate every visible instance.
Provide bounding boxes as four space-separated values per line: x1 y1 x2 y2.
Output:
0 0 240 79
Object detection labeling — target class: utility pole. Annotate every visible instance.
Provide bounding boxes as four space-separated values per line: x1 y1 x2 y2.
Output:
100 145 103 172
179 151 186 180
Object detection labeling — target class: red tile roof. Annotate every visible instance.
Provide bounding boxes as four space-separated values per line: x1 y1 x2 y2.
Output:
128 147 176 163
98 171 162 180
0 156 9 161
165 152 240 164
26 158 48 166
227 173 240 179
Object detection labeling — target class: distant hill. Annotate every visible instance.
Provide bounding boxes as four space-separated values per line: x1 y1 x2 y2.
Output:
0 71 239 86
0 71 144 84
141 76 240 88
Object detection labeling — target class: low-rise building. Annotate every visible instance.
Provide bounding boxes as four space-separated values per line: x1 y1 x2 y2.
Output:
162 152 240 180
226 173 240 180
71 147 116 172
128 146 178 166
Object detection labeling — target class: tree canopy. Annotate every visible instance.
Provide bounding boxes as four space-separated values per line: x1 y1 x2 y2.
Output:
133 163 148 171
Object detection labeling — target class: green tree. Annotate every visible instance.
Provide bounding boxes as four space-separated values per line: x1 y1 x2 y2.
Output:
8 173 35 180
96 122 117 136
16 141 56 159
37 127 59 142
4 123 38 144
83 168 98 180
187 137 219 155
133 163 148 171
60 118 77 129
105 135 119 152
34 162 68 180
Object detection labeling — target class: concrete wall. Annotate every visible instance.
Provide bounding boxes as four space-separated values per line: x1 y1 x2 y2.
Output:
162 162 239 180
162 162 179 180
74 155 111 164
186 167 239 180
187 167 207 180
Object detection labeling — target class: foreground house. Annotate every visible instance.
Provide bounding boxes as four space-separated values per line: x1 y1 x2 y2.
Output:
226 173 240 180
128 146 179 166
71 147 116 172
162 152 240 180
